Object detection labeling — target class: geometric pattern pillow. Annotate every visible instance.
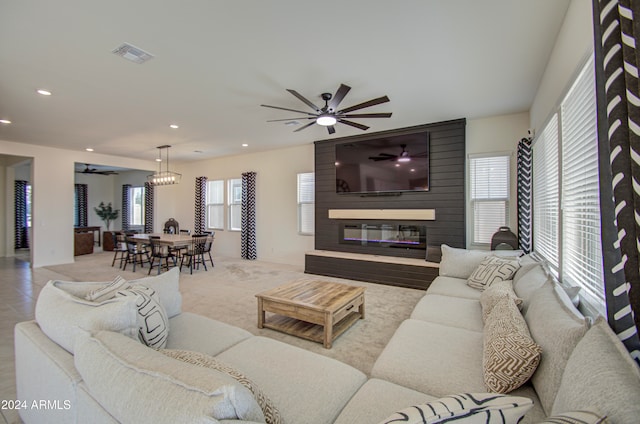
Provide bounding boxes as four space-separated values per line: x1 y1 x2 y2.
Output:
479 280 522 323
377 392 534 424
483 298 542 393
85 275 131 302
537 410 607 424
468 256 520 290
116 285 168 349
160 349 282 424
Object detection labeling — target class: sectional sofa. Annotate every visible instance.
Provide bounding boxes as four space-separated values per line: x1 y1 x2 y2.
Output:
14 247 640 423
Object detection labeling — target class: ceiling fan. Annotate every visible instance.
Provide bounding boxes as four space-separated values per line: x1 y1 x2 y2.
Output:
369 144 426 163
261 83 392 135
76 164 119 175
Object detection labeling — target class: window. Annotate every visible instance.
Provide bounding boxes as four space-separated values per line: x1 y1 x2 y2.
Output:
297 172 315 235
469 154 510 245
206 180 224 230
532 55 604 312
228 178 242 231
129 186 145 226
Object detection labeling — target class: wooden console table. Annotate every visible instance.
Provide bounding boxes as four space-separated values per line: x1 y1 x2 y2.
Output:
74 226 101 247
256 280 365 349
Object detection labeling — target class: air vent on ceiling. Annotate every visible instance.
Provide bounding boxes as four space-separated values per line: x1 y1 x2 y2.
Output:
112 43 154 64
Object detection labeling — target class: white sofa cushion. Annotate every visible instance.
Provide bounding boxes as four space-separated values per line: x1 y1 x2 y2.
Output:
372 319 485 397
427 276 482 300
552 317 640 424
378 393 533 424
524 280 589 414
512 264 549 314
536 410 606 424
129 267 182 318
439 245 491 279
35 280 139 353
217 336 366 424
411 294 483 332
74 330 265 423
467 256 520 290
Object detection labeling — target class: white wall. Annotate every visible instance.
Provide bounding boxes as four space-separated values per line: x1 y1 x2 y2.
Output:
466 112 530 248
156 143 315 267
530 0 594 132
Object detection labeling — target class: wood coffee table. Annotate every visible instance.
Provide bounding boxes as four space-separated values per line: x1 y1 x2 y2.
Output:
256 280 365 348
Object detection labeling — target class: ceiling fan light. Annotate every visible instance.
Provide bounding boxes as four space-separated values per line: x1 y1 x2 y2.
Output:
316 114 337 126
397 157 411 163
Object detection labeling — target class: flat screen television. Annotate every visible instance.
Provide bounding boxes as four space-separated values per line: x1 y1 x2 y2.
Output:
335 131 429 194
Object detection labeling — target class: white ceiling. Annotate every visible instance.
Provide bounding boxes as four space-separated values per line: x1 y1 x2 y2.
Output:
0 0 571 163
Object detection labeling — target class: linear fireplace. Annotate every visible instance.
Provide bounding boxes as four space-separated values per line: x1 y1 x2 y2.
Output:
340 223 427 251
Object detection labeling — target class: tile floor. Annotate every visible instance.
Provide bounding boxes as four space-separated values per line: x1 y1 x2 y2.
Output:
0 255 72 424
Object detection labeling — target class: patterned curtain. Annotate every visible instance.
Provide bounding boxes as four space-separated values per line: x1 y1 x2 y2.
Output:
241 172 257 260
14 180 29 249
74 184 88 227
121 184 131 232
144 182 154 234
194 176 207 234
516 138 532 253
593 0 640 362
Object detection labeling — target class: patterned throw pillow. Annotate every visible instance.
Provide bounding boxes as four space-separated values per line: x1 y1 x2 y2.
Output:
537 410 607 424
479 280 522 323
85 275 131 302
378 392 533 424
483 298 541 393
160 349 282 424
116 285 168 349
468 256 520 290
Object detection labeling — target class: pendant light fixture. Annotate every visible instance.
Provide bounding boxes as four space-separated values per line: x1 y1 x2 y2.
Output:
148 145 181 185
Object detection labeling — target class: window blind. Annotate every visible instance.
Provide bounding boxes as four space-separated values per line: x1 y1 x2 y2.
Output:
297 172 315 235
228 178 242 231
469 155 509 244
206 180 224 230
560 56 604 308
532 113 560 269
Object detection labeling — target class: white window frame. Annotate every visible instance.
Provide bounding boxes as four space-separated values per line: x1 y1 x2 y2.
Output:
206 180 225 230
297 172 315 235
228 178 242 232
531 54 605 314
469 153 510 246
128 186 145 227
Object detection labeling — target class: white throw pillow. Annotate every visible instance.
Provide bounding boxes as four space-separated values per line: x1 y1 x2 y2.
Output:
439 244 491 279
116 285 169 349
537 410 607 424
378 392 533 424
129 267 182 318
467 256 520 290
35 280 139 353
85 275 131 302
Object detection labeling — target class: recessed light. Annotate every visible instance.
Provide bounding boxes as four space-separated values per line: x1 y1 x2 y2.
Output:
85 148 94 152
242 143 249 147
169 124 179 129
0 119 11 124
37 89 52 96
155 158 162 162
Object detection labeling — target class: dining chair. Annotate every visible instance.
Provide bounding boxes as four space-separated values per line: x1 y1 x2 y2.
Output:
202 235 214 268
147 236 177 275
163 218 179 234
111 233 128 269
179 234 209 274
122 236 151 272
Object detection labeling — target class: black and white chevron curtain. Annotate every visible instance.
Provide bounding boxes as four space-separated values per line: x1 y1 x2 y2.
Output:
241 172 257 260
593 0 640 362
14 180 29 249
516 138 532 254
194 176 207 234
74 184 88 227
144 182 154 234
121 184 131 232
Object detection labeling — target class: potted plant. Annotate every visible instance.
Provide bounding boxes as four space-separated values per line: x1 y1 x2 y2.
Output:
94 202 120 251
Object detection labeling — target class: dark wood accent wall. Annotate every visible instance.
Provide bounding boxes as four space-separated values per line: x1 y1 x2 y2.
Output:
314 119 466 263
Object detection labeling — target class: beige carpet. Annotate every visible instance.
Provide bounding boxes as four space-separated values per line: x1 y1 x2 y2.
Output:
45 252 426 375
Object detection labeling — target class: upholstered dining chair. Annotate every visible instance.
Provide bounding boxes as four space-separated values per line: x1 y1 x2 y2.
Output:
179 234 209 274
147 236 177 275
163 218 179 234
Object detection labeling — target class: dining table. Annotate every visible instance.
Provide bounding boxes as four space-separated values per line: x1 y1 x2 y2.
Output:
129 233 194 247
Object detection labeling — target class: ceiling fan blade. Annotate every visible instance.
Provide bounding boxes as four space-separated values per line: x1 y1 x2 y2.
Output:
338 119 369 131
338 96 390 114
261 104 317 116
369 155 397 161
293 121 317 132
327 125 336 135
266 117 316 122
286 89 321 112
340 113 392 119
328 84 351 111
